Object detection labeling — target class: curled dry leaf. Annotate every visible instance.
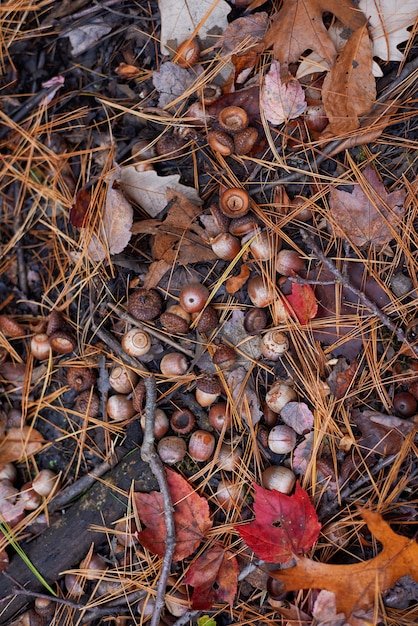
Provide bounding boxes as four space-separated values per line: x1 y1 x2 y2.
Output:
216 12 269 52
321 25 376 137
261 61 306 126
225 263 251 294
329 164 406 248
85 166 134 262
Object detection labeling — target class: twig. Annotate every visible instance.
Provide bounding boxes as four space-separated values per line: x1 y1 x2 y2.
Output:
141 376 176 626
48 447 127 514
300 229 418 357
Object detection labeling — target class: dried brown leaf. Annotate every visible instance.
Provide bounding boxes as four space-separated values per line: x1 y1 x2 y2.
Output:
322 25 376 136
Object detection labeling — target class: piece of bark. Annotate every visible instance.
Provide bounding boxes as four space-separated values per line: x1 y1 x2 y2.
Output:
0 447 157 624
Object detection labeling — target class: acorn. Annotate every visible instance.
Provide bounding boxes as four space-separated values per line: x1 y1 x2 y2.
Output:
234 126 258 155
243 308 268 335
218 106 248 134
212 344 237 370
67 366 97 391
121 328 152 357
170 408 195 435
209 402 232 431
160 353 189 376
208 130 234 156
200 83 222 105
160 308 190 334
192 306 219 334
220 188 250 218
229 213 260 237
127 288 162 321
175 38 200 67
0 315 25 338
188 430 215 462
158 436 187 465
75 390 100 417
179 282 209 313
49 330 76 354
195 376 222 407
132 380 146 412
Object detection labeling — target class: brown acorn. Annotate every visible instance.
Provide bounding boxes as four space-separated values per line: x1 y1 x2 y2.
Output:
207 130 234 156
218 106 248 134
160 311 189 334
49 330 76 354
220 188 250 218
75 390 100 418
0 315 25 338
127 288 162 321
175 38 200 67
234 127 258 155
67 366 97 391
133 380 146 412
212 344 237 370
193 306 219 334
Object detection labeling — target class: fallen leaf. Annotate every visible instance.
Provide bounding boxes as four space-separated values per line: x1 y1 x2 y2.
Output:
67 20 112 57
120 167 202 218
132 189 217 287
158 0 231 56
312 590 347 625
85 166 134 262
321 25 376 136
280 402 314 435
69 187 91 228
225 263 251 294
329 164 406 248
152 62 196 108
264 0 367 66
227 366 263 425
292 432 315 475
271 508 418 618
351 409 415 456
236 482 321 564
0 426 44 466
216 13 269 52
359 0 418 65
327 358 358 399
134 468 212 562
284 281 318 324
184 545 239 609
261 61 306 125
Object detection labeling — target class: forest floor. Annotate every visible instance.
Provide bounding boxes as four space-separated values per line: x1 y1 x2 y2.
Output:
0 1 417 626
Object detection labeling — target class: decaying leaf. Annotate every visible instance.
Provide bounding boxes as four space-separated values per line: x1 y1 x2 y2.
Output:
225 263 251 294
152 62 196 107
85 166 134 262
271 509 418 619
321 25 376 136
351 409 415 456
121 167 202 218
261 61 306 125
237 482 321 564
132 188 217 288
312 590 347 625
134 468 212 562
0 426 45 466
67 20 112 57
327 358 358 399
280 402 314 435
284 281 318 324
184 545 239 609
264 0 367 66
329 164 406 248
158 0 231 56
216 12 269 52
227 366 263 425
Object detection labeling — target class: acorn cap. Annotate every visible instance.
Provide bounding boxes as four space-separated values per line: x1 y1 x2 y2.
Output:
127 288 162 321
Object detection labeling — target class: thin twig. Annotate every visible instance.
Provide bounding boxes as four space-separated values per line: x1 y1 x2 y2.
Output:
141 376 176 626
300 229 418 357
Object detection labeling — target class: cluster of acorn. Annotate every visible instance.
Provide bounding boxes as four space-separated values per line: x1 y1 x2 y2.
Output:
207 105 258 157
0 465 59 528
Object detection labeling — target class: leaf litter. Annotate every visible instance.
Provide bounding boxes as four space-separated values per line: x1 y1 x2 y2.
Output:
0 0 417 625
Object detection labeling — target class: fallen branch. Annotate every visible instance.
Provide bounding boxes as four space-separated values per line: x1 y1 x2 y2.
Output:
141 376 176 626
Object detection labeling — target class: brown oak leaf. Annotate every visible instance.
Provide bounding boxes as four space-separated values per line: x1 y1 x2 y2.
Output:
329 164 406 248
264 0 367 66
321 25 376 136
271 508 418 619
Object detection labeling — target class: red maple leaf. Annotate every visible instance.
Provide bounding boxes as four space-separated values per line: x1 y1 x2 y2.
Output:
236 482 321 564
285 281 318 324
134 468 213 562
184 545 239 609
